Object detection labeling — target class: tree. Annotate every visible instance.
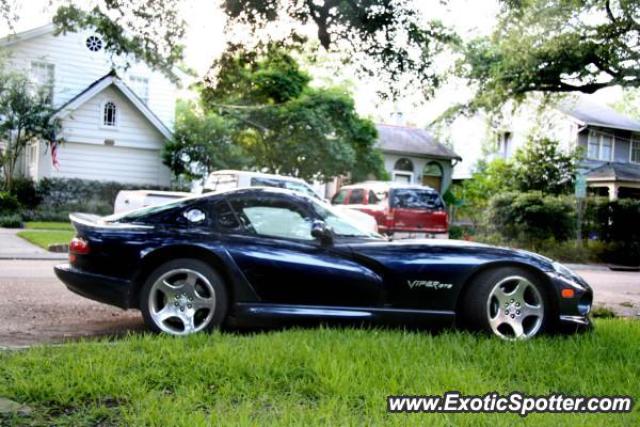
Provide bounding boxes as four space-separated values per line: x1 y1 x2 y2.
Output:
453 158 516 226
165 47 386 183
462 0 640 109
512 137 579 195
162 101 247 181
0 68 61 192
4 1 459 99
221 0 458 98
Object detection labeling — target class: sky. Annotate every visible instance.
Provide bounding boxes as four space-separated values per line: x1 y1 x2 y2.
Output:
2 0 624 126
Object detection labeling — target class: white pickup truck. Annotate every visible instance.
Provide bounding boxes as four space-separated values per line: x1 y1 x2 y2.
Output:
114 170 379 233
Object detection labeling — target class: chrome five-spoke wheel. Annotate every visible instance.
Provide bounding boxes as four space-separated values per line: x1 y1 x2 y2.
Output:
147 268 217 335
487 276 544 340
141 259 227 335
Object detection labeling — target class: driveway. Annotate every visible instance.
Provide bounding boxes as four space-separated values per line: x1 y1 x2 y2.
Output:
0 260 637 347
0 228 66 260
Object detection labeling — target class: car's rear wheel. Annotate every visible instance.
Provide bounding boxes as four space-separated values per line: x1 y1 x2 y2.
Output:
140 259 228 335
463 267 550 340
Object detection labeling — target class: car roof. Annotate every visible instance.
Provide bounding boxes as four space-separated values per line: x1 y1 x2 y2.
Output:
208 170 309 184
338 181 437 192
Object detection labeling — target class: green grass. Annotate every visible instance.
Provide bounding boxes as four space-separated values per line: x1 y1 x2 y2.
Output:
16 230 74 250
24 221 74 231
1 320 639 426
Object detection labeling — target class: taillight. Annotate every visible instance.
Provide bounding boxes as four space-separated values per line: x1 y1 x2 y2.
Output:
385 207 396 228
69 237 90 255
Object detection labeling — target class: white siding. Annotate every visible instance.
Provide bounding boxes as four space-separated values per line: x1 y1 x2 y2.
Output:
4 27 176 128
60 86 166 150
50 142 171 186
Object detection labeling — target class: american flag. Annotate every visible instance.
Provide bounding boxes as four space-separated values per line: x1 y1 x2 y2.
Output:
51 141 60 170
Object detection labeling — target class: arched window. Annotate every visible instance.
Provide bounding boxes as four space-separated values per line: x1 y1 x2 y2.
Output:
394 158 414 172
393 158 414 183
422 162 444 192
103 101 117 127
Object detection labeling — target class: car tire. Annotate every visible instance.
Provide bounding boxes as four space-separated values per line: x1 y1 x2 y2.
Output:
140 258 228 335
462 267 551 340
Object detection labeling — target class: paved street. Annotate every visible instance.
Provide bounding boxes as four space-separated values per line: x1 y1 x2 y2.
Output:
0 260 638 347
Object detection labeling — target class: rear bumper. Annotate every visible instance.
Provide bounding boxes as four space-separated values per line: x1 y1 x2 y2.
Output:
389 231 449 240
54 263 132 309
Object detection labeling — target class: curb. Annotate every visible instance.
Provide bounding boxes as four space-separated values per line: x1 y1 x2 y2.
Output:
0 254 67 261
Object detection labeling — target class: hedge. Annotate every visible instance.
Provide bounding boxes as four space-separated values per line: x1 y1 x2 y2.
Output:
0 177 188 221
486 192 574 243
485 192 640 265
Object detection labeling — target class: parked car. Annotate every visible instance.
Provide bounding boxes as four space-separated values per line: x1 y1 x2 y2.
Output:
114 171 378 232
55 187 592 340
331 182 448 239
203 170 322 199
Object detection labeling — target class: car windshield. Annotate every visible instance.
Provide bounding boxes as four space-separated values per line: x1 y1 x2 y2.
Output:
310 200 384 239
390 188 444 210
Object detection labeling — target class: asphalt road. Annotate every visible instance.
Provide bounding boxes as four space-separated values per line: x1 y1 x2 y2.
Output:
0 260 638 347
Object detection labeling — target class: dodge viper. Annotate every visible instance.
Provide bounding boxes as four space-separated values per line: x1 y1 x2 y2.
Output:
54 188 593 340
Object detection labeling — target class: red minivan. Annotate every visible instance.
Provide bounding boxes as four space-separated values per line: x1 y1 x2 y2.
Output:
331 182 448 239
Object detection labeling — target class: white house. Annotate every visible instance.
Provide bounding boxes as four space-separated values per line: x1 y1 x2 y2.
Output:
1 24 177 186
449 96 640 200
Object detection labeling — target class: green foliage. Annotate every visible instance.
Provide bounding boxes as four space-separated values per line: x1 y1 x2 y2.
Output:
1 322 640 425
170 47 386 183
21 178 186 220
8 177 40 209
222 1 458 99
53 2 185 83
486 191 575 243
585 198 640 265
0 191 20 214
162 101 247 180
512 137 579 195
451 158 516 226
462 0 640 109
0 213 22 228
0 65 61 193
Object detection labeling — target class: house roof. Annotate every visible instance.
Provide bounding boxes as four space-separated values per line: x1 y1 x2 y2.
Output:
52 70 172 140
375 124 462 161
585 162 640 183
0 23 56 46
558 97 640 133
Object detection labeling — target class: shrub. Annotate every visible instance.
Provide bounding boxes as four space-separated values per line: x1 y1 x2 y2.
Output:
10 177 41 209
0 214 23 228
0 191 21 215
35 178 188 214
486 191 574 243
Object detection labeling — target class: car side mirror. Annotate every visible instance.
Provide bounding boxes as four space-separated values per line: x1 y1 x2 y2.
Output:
311 220 334 246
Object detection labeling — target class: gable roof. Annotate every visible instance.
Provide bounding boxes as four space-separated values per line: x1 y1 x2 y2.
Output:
0 23 56 46
375 124 462 160
558 97 640 133
52 70 172 140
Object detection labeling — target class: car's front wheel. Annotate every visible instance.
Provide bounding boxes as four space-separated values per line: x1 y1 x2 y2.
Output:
140 258 228 335
463 267 550 340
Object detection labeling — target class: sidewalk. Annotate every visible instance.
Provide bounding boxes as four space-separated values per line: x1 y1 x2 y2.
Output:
0 228 67 260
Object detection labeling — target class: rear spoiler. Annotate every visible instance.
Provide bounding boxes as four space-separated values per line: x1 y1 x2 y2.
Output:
69 213 154 230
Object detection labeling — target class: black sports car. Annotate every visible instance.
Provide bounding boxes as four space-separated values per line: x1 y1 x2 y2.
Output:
54 188 592 340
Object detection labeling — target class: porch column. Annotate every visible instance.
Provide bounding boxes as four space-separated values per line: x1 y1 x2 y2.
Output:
608 183 619 201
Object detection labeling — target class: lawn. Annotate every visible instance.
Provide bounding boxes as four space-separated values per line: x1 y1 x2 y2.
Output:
24 221 74 231
16 230 74 250
1 319 638 426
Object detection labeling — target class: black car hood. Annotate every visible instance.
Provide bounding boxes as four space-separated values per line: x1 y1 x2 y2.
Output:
345 238 556 272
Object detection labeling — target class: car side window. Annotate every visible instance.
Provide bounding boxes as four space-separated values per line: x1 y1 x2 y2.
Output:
331 189 348 205
211 199 242 232
347 189 365 205
228 197 314 241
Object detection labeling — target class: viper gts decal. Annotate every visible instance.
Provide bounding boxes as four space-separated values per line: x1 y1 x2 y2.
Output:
407 280 453 290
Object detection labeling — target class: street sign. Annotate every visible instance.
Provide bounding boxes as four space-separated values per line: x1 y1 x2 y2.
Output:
575 174 587 199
